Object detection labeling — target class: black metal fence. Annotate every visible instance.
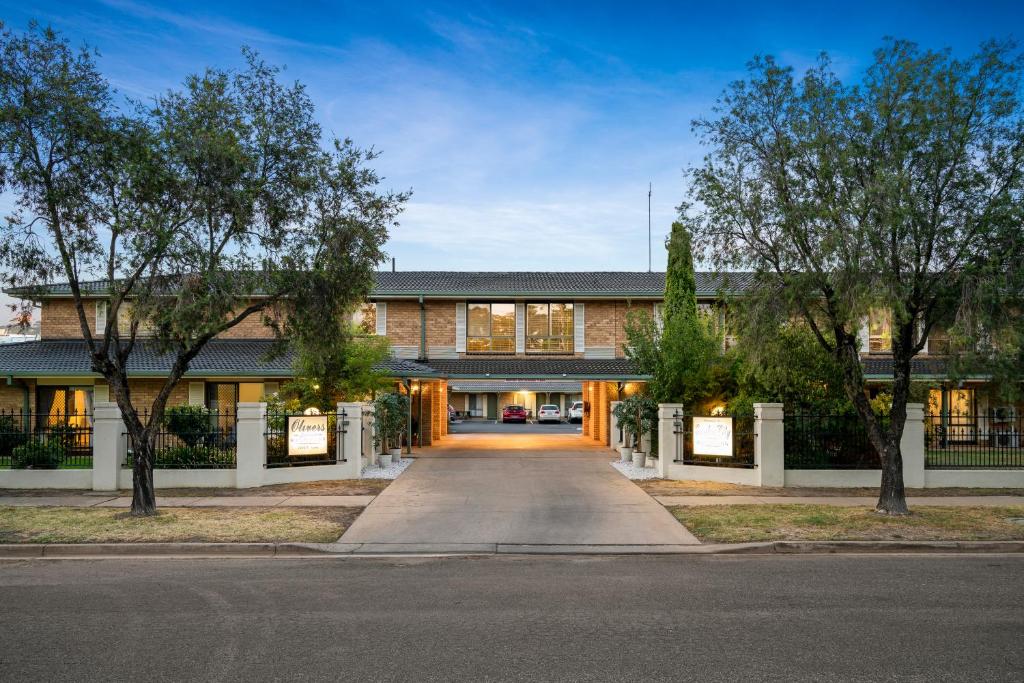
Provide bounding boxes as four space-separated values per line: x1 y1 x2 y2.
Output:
670 410 756 469
265 410 348 468
0 410 93 469
925 413 1023 469
784 412 885 470
124 410 237 469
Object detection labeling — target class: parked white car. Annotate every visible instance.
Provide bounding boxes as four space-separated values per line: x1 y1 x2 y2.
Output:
537 404 561 423
568 401 584 423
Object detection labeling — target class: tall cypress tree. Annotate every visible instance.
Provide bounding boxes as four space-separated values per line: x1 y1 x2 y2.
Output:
663 220 698 325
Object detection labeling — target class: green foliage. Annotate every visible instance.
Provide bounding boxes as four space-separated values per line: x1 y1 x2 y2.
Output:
0 414 28 457
11 437 64 469
283 330 392 412
153 445 234 469
613 394 658 449
164 405 212 448
373 392 410 451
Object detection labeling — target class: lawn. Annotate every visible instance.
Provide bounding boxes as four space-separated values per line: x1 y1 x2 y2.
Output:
670 504 1024 543
0 478 392 497
926 450 1024 468
638 479 1024 497
0 506 359 543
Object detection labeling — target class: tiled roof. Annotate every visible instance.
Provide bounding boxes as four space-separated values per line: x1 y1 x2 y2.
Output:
0 340 438 378
422 357 646 379
6 271 756 299
861 356 954 378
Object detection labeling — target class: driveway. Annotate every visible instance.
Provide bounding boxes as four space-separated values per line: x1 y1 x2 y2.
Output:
449 420 581 434
340 433 698 550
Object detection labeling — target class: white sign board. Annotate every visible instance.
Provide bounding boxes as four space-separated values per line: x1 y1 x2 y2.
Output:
288 415 328 456
693 416 733 457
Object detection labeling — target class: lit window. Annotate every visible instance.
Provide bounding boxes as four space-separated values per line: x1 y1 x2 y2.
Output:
352 303 377 335
526 303 574 353
467 303 516 353
868 309 892 352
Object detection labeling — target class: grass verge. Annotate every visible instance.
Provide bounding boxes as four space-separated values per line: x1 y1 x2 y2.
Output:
0 506 359 543
0 478 392 497
639 479 1024 497
670 504 1024 543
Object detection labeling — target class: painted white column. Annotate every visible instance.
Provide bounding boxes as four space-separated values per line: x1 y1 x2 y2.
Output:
235 402 266 489
91 402 125 491
337 402 364 475
361 402 376 469
901 402 925 489
754 403 785 487
609 400 622 450
657 404 684 479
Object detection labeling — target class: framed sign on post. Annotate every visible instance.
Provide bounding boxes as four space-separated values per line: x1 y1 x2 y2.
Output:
692 416 733 457
288 414 329 456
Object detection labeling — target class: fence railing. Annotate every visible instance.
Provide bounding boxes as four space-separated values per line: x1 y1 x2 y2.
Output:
265 410 347 468
124 410 237 469
925 413 1023 469
0 410 93 469
670 410 756 469
784 413 885 470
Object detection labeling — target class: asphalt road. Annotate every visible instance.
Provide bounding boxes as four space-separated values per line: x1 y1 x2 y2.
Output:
1 555 1021 682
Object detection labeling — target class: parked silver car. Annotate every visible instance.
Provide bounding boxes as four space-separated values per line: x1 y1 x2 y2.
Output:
537 404 561 423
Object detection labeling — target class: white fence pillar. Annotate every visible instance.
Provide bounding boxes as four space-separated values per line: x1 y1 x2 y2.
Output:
657 404 683 478
337 402 364 475
609 400 622 450
361 403 377 470
235 402 266 489
754 403 785 487
92 402 125 491
901 402 925 488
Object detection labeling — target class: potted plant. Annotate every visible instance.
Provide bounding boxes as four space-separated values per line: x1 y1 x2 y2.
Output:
373 392 410 468
619 394 657 468
611 401 635 462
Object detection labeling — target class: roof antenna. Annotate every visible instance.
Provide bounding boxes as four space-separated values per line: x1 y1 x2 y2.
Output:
647 182 652 272
391 257 396 273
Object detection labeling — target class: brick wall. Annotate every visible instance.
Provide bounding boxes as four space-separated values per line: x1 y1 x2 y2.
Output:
425 302 455 347
0 383 32 413
124 380 190 412
40 300 95 338
386 301 422 348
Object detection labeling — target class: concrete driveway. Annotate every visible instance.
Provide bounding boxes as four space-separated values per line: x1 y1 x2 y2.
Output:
339 433 698 551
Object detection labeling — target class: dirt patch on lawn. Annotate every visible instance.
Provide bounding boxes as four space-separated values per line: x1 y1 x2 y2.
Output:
638 479 1024 498
0 506 360 543
670 504 1024 543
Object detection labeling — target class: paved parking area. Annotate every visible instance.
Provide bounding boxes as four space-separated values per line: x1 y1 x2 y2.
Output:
448 420 581 434
339 433 698 549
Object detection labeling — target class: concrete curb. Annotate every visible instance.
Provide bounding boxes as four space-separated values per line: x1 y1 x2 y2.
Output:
2 539 1023 558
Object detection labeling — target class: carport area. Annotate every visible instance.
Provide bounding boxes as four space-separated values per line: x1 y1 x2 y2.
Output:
340 433 698 549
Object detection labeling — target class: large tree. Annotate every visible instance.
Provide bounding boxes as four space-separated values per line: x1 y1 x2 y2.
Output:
0 24 408 515
688 39 1024 514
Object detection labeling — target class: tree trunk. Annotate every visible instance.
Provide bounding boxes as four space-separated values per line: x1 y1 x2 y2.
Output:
876 437 909 515
130 434 157 516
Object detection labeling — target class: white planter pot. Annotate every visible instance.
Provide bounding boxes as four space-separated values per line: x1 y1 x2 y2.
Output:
632 452 646 468
619 446 633 462
389 448 402 461
377 452 392 468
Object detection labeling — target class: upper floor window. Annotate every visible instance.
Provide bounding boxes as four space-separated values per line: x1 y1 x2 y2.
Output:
868 309 891 352
526 303 573 354
352 303 377 335
467 302 515 353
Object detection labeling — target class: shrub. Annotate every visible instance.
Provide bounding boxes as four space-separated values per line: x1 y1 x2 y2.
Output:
165 405 212 447
153 444 235 468
11 437 65 469
0 414 27 458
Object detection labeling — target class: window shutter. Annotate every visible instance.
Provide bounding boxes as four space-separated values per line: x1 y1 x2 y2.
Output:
574 302 586 352
375 302 387 336
95 301 107 335
455 302 467 352
515 302 525 354
188 382 205 406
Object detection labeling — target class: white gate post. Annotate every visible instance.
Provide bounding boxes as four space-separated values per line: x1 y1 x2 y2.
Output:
361 403 376 470
754 403 785 487
92 402 125 491
609 400 622 451
657 404 683 479
235 402 266 489
901 403 925 489
337 402 364 476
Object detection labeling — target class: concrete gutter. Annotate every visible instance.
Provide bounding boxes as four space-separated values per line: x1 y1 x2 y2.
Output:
2 540 1023 559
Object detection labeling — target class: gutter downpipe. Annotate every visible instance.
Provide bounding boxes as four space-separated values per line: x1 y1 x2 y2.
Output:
418 295 426 360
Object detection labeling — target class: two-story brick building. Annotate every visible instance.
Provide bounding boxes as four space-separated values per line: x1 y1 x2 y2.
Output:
0 270 1014 450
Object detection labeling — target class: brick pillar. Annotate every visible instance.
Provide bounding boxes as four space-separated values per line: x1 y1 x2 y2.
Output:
438 381 448 438
595 382 609 444
582 382 592 437
421 382 434 446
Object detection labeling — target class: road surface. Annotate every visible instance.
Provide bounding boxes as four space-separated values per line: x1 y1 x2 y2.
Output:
1 554 1021 681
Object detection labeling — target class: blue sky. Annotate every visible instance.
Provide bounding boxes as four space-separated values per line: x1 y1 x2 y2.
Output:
1 1 1021 276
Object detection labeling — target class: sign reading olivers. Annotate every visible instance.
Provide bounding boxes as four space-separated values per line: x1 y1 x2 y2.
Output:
288 415 329 456
692 416 733 457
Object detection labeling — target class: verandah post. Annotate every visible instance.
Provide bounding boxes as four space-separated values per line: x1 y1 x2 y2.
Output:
235 402 266 489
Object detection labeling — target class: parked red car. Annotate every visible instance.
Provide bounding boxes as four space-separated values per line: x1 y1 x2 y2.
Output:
501 405 528 423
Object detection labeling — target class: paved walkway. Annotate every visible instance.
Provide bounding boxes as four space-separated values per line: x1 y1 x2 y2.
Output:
338 433 700 550
0 495 374 508
655 495 1024 507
